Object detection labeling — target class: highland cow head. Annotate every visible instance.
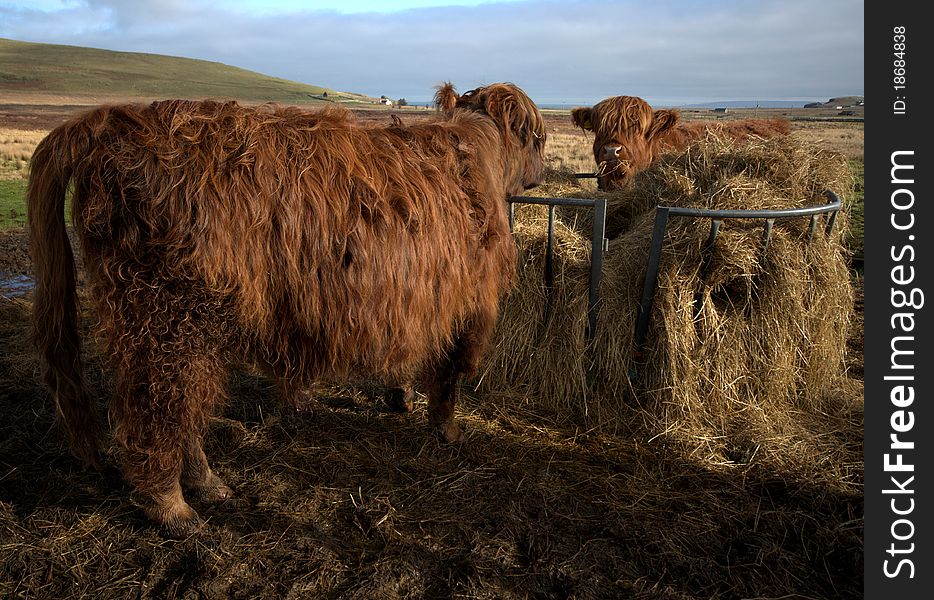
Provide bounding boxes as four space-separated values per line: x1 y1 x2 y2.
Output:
571 96 679 191
438 82 547 196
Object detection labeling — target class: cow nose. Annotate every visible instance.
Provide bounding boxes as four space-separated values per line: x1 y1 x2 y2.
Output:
600 145 622 162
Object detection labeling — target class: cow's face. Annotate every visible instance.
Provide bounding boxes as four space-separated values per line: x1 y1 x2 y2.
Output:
453 83 547 196
572 97 679 191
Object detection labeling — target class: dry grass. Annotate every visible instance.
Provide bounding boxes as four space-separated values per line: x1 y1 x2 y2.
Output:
543 131 595 175
0 128 47 178
790 121 864 161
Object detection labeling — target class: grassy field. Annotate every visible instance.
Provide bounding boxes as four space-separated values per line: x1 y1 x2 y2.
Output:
0 179 27 228
847 159 865 260
542 131 597 174
1 38 370 105
0 127 38 228
0 127 43 172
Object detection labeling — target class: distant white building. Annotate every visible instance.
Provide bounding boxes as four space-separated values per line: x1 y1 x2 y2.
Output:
378 98 393 106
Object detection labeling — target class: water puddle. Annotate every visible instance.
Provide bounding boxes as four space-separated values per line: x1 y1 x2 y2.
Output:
1 273 34 299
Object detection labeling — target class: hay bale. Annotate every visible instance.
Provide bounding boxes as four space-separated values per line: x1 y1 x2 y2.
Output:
478 203 592 423
602 131 855 239
479 133 856 458
595 196 852 456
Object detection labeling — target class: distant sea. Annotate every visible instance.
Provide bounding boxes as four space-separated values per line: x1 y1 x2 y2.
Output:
535 101 815 109
404 100 813 110
406 101 595 109
674 100 813 109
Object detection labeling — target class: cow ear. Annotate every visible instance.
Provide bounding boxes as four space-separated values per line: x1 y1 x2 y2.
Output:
648 109 679 139
433 82 458 111
571 107 594 131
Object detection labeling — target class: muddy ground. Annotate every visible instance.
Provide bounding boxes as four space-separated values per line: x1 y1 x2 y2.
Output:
0 102 863 599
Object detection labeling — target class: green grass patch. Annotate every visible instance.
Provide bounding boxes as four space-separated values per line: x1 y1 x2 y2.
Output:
846 159 864 260
0 178 28 228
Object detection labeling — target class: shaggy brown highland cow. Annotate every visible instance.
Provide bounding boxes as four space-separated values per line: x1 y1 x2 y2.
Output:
28 83 545 536
571 95 790 190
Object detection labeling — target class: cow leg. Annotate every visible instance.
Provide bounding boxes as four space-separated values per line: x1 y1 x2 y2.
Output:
182 437 234 503
276 377 318 412
422 353 466 443
383 384 416 413
421 309 496 443
111 336 226 538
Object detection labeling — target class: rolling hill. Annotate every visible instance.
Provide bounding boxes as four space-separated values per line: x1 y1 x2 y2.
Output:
0 38 370 105
803 96 864 109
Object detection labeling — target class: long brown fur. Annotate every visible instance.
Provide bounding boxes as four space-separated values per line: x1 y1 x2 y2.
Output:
28 83 545 536
572 95 790 190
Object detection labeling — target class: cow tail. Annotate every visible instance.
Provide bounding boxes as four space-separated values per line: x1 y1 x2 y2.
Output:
27 128 102 468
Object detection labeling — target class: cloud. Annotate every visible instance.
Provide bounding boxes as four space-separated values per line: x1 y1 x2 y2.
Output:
1 0 864 104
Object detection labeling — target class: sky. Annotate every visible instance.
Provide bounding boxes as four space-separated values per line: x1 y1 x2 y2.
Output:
0 0 864 106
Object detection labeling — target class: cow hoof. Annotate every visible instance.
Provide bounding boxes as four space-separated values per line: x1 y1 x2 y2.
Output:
384 387 415 413
162 511 205 539
435 421 465 444
148 502 205 538
192 474 235 504
289 388 319 412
